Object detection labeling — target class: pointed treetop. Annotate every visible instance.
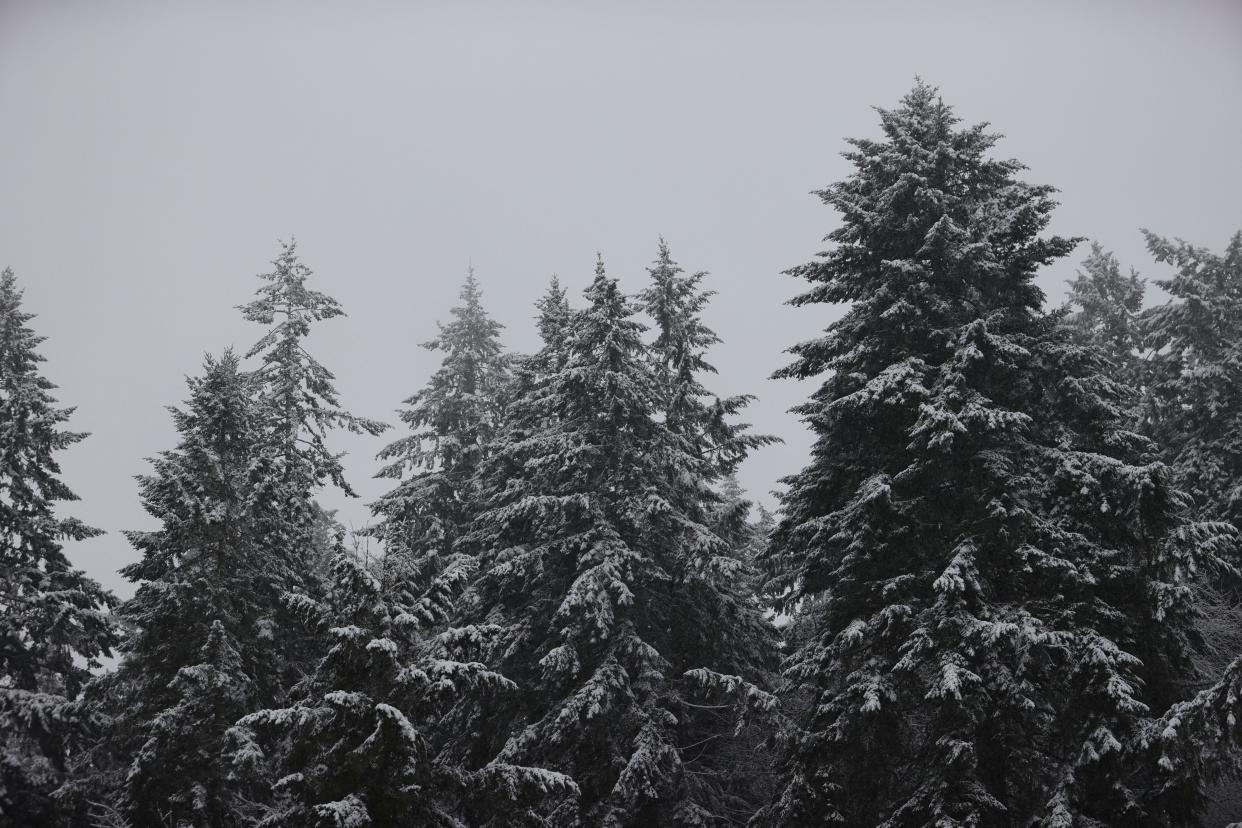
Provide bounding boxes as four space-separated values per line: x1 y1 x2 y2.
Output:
238 239 387 497
534 274 571 346
1064 242 1145 368
1 267 50 379
238 238 345 341
421 266 506 358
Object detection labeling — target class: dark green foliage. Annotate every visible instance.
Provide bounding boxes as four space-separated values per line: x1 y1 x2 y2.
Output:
72 243 388 825
0 268 117 824
449 259 776 827
1063 241 1147 394
1139 231 1242 527
369 268 509 593
760 82 1235 827
73 352 275 826
638 239 777 478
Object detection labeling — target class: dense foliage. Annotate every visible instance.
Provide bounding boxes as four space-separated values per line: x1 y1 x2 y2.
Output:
759 83 1239 827
2 86 1241 828
0 270 117 824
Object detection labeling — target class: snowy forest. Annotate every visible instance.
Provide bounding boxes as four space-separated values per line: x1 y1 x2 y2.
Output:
4 81 1242 827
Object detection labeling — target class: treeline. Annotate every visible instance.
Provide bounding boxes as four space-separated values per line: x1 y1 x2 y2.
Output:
3 81 1242 828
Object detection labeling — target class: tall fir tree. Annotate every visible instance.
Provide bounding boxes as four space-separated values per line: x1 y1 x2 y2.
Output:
638 240 782 817
0 268 117 824
1135 232 1242 821
711 475 757 563
69 352 272 826
448 259 776 827
369 268 509 592
638 239 774 478
71 243 387 825
1138 231 1242 529
238 239 387 685
1063 241 1147 394
240 238 387 502
534 274 573 351
759 82 1236 827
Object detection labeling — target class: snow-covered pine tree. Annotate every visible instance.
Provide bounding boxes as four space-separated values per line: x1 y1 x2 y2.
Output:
758 82 1236 827
230 545 575 827
239 239 388 685
711 475 756 562
1139 231 1242 530
241 239 389 499
638 239 775 477
66 351 272 826
1063 242 1147 395
749 504 776 566
534 274 573 352
448 258 776 827
709 477 776 608
1135 231 1242 820
505 274 578 416
369 268 509 594
0 268 117 824
637 241 782 819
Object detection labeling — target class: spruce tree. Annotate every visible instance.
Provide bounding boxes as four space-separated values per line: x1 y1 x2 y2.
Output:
70 352 270 826
711 475 757 563
1135 231 1242 814
759 82 1236 827
369 268 509 592
230 546 575 827
1138 231 1242 529
241 239 388 496
749 504 776 566
638 239 774 476
239 239 388 688
534 274 573 351
0 268 117 824
73 244 387 824
1063 241 1147 394
638 241 782 819
449 259 775 827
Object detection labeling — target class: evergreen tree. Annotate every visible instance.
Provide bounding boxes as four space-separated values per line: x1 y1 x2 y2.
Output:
638 239 774 477
749 504 776 565
1063 241 1147 393
1135 232 1242 814
369 268 509 592
230 546 575 827
759 82 1235 827
534 274 573 351
68 352 271 826
711 475 757 562
73 244 387 825
241 239 388 498
449 259 775 827
1138 231 1242 529
510 274 577 403
0 268 117 824
238 239 388 689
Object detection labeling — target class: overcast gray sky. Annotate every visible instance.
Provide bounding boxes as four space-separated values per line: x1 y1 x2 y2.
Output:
2 1 1239 598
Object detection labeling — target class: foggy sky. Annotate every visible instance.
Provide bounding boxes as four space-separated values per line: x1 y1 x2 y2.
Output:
2 1 1239 598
